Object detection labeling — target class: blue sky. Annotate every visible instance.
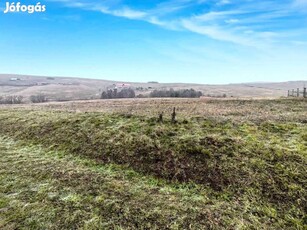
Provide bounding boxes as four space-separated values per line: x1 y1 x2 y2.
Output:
0 0 307 83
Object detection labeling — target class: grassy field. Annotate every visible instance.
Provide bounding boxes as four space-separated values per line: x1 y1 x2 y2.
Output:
2 97 307 122
0 98 306 229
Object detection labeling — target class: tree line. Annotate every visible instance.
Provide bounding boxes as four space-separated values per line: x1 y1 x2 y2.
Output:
0 94 48 104
0 95 23 104
101 88 136 99
101 88 203 99
149 88 203 98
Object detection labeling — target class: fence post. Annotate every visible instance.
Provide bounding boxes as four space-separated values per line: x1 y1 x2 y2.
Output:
304 87 306 98
288 90 290 97
297 88 300 97
171 107 176 123
292 89 295 97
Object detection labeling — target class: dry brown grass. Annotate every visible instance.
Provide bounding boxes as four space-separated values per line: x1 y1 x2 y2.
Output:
1 97 306 123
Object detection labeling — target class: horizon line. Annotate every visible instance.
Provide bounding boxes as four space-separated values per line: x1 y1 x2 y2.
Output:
0 73 306 86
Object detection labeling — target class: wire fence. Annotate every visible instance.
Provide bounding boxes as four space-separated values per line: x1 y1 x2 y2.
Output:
287 87 307 98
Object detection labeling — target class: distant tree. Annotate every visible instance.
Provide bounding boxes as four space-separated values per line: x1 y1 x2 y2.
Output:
15 95 24 104
107 90 113 99
113 88 118 98
101 91 108 99
101 88 136 99
149 88 203 98
30 94 47 103
118 88 135 98
0 95 23 104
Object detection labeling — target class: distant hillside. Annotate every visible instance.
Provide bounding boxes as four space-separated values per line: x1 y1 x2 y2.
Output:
0 74 306 101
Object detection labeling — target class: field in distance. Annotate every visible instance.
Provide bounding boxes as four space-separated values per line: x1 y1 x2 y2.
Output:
1 74 306 101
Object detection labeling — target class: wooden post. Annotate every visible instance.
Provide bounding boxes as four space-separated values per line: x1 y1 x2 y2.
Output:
297 88 300 97
292 89 295 97
171 107 176 123
288 90 290 97
158 112 163 123
304 87 307 98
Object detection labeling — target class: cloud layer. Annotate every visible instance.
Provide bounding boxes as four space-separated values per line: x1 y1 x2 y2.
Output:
46 0 307 48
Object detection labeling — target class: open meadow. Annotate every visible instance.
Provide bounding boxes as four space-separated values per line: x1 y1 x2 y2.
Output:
0 98 306 229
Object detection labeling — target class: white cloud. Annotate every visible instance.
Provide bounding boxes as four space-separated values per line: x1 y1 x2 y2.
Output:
194 11 242 22
111 7 147 19
225 18 239 24
181 19 255 47
47 0 307 48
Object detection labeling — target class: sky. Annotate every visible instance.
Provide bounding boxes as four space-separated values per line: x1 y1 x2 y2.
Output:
0 0 307 84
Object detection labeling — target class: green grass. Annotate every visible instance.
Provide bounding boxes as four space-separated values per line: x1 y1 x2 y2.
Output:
0 136 305 229
0 99 306 229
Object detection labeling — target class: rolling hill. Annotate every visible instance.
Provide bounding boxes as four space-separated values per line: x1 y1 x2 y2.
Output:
0 74 306 101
